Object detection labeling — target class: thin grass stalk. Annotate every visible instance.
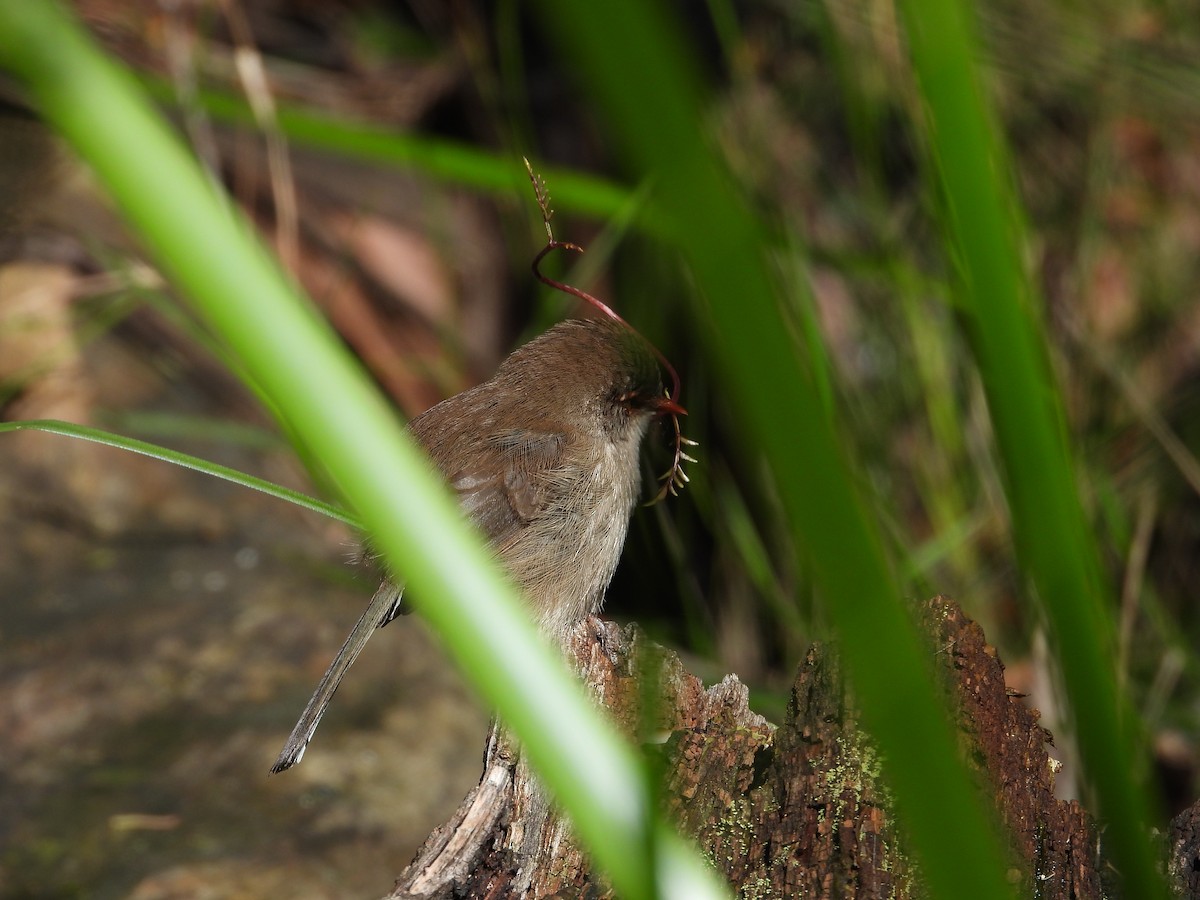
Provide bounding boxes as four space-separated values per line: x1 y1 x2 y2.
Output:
895 0 1166 894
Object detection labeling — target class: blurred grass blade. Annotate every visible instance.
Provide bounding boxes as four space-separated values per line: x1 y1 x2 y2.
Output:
0 4 727 898
145 77 637 224
0 418 357 527
895 0 1165 895
533 2 1016 898
102 410 286 450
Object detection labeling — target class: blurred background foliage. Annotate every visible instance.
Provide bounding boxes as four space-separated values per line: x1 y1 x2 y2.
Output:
3 0 1200 887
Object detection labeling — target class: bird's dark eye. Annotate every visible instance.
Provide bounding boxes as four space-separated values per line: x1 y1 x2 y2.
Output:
614 390 647 412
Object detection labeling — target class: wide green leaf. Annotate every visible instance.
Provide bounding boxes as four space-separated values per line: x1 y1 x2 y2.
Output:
533 2 1016 898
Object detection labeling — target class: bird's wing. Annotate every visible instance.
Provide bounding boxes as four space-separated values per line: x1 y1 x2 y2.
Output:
448 428 567 544
273 426 567 774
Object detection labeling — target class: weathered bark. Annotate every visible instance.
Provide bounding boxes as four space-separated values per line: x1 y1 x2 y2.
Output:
1170 801 1200 897
388 622 742 899
387 597 1169 899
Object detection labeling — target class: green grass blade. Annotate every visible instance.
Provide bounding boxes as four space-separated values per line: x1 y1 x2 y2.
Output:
896 0 1166 895
0 418 356 527
0 4 727 898
101 410 286 451
144 77 637 223
533 2 1016 898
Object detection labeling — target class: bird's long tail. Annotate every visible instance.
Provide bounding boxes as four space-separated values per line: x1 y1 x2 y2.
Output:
271 582 405 773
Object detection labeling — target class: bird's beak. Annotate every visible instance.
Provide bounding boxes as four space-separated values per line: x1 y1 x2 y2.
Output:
653 395 687 417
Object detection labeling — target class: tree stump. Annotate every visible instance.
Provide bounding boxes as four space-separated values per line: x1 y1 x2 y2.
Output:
388 596 1183 899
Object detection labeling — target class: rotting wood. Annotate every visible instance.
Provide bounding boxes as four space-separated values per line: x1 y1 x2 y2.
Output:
389 597 1195 899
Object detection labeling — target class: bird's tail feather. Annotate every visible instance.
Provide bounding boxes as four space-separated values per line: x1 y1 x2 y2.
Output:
270 582 404 773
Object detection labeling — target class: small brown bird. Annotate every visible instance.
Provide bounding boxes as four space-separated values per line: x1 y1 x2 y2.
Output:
272 316 685 772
